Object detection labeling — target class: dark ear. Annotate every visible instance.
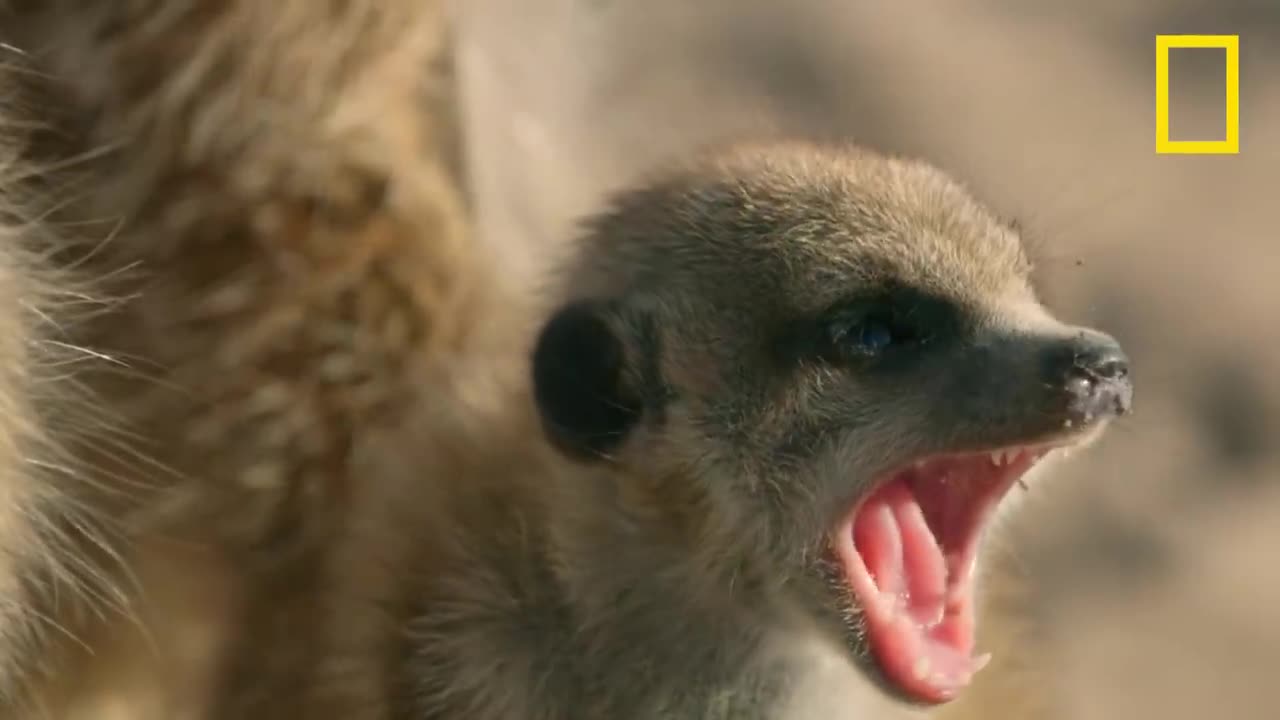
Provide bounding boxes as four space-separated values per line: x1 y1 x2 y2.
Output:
531 300 643 461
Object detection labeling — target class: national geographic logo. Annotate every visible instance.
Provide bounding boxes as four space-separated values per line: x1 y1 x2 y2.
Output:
1155 34 1239 154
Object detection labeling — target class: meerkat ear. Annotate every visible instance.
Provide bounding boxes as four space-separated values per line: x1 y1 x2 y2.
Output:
531 299 643 461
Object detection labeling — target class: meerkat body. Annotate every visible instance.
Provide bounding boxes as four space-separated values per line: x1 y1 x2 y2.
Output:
0 1 474 715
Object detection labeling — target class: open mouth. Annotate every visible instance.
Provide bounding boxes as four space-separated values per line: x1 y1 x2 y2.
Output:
829 445 1053 705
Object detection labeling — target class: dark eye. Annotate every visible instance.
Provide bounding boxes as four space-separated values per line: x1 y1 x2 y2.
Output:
827 310 920 360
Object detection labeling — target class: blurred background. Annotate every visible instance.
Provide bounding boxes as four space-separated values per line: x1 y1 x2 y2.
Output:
454 1 1279 718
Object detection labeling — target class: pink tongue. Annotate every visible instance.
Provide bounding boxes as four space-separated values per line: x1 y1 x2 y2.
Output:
851 479 986 703
853 482 948 625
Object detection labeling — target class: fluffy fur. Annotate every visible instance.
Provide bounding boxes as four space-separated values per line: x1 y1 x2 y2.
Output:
0 1 474 715
0 50 136 710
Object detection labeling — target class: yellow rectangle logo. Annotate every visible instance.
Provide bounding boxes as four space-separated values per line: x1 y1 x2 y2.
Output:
1155 34 1239 154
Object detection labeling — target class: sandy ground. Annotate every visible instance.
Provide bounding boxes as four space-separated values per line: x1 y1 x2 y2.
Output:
457 1 1280 718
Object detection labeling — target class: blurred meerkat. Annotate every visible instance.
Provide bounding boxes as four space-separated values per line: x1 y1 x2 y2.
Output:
0 1 474 715
287 140 1133 719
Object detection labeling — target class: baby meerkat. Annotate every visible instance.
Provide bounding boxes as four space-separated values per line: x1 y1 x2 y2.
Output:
308 140 1134 719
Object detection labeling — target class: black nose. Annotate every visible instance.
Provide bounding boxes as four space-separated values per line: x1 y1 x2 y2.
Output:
1048 331 1134 424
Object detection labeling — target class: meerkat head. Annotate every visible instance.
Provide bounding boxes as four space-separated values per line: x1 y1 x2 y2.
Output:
530 140 1132 706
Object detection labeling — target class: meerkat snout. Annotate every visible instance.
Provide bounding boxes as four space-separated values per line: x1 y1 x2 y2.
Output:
1054 331 1133 422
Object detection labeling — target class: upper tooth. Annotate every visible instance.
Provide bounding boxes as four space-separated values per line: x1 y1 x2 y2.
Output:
989 448 1022 467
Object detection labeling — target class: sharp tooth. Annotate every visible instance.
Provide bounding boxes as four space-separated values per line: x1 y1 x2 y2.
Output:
989 451 1002 467
913 657 932 681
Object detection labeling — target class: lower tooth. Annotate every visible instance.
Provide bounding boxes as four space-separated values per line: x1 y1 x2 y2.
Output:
972 652 993 675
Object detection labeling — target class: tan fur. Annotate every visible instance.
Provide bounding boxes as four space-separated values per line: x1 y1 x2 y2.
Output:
0 1 475 716
0 68 60 702
0 6 1112 719
0 51 134 711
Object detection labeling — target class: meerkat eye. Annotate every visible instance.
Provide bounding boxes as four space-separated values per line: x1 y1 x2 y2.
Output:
837 317 892 355
826 308 921 360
